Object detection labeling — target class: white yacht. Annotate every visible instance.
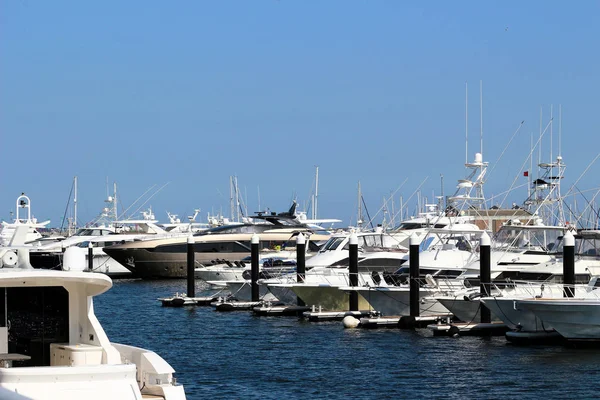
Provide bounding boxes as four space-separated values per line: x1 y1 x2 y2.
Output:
0 245 185 399
516 287 600 340
477 230 600 331
434 223 566 322
339 227 483 316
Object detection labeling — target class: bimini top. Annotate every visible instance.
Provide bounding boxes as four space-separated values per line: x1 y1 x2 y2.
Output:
0 269 112 296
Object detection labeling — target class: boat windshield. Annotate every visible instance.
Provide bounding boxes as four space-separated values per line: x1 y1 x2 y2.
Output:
395 222 446 230
319 237 346 252
493 227 563 252
74 228 113 237
551 235 600 256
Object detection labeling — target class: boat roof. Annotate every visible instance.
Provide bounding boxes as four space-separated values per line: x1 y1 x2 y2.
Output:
0 269 112 296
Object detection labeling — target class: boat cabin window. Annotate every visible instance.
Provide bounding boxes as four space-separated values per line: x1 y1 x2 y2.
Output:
493 227 562 251
551 235 600 256
75 229 112 237
0 286 69 367
319 237 346 252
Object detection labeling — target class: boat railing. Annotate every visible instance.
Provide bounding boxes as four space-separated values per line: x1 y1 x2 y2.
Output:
491 280 600 299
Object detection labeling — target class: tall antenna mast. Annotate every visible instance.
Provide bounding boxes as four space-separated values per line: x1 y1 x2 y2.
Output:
73 175 78 232
229 176 234 221
113 182 118 221
357 181 363 228
538 107 543 179
465 82 469 164
314 166 319 220
550 104 553 163
479 80 483 156
234 176 241 222
559 104 562 157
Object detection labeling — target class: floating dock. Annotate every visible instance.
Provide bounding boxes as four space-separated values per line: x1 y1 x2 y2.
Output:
428 321 508 337
214 301 263 311
303 310 375 322
253 305 311 316
359 314 453 329
159 296 218 307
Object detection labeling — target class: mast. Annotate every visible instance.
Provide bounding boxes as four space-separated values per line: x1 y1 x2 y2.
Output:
73 176 78 234
314 166 319 220
357 181 363 228
465 82 468 164
479 80 483 156
234 176 241 222
229 176 234 221
113 182 118 221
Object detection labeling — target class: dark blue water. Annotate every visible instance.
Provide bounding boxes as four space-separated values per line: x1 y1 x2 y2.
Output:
96 280 600 400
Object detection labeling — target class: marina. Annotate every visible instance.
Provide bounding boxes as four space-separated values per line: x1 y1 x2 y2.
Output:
4 1 600 398
96 278 600 399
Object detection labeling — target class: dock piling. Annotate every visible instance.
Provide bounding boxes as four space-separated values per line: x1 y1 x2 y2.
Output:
251 234 260 302
296 233 306 306
348 233 359 311
480 231 491 324
409 234 421 318
187 235 195 298
563 230 575 297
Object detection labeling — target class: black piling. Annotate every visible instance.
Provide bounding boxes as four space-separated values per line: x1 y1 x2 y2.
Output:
296 233 306 306
479 232 491 324
563 231 575 298
409 234 420 317
349 233 359 311
251 234 260 302
187 235 195 298
87 242 93 272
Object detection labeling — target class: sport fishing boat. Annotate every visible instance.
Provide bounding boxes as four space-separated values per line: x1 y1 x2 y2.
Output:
0 244 185 399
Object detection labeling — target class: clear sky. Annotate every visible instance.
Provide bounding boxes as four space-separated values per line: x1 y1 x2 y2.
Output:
2 1 599 227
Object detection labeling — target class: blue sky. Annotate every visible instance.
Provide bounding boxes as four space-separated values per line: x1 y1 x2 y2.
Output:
2 1 599 227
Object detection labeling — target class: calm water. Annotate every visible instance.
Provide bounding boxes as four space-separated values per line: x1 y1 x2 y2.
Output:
95 280 600 400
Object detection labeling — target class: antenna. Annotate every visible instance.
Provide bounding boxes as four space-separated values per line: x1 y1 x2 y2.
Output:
550 104 553 164
314 166 319 220
465 81 468 164
479 80 483 156
73 176 78 232
538 107 543 179
357 181 363 228
559 104 562 157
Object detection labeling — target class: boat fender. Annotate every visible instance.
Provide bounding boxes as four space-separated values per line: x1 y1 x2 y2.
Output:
342 316 360 329
448 326 460 337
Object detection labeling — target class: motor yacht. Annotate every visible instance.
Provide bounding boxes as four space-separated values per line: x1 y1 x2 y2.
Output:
0 243 185 399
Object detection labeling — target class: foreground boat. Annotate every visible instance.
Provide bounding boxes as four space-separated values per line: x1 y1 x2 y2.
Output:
0 247 185 399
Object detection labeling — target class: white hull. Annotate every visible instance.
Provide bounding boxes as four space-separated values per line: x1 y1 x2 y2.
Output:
195 267 246 282
290 285 371 311
481 297 551 331
436 297 499 323
518 299 600 340
267 285 298 305
225 281 278 302
349 287 449 316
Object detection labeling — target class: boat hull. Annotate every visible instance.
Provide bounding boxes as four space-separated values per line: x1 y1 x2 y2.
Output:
481 297 551 331
291 285 371 311
352 287 449 316
518 300 600 340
